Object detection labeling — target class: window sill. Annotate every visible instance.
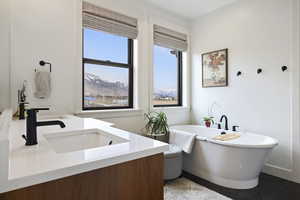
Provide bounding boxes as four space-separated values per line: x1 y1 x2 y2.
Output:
76 108 144 119
152 106 191 113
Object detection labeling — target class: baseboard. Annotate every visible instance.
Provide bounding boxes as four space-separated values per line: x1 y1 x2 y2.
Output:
263 164 300 184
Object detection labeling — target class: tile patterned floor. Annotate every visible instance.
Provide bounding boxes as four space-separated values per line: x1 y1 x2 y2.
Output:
164 178 232 200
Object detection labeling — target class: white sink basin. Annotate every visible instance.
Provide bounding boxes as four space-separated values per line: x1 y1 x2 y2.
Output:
44 129 129 154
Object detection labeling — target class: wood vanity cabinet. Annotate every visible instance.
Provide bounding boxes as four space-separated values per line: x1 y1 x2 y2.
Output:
0 154 164 200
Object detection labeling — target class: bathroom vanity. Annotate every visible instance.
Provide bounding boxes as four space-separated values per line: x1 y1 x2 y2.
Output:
0 115 168 200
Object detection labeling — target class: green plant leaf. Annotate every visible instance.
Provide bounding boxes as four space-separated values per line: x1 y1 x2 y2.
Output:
143 111 169 136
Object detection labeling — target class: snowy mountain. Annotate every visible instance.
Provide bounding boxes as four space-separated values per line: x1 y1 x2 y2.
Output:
84 73 128 97
154 89 177 98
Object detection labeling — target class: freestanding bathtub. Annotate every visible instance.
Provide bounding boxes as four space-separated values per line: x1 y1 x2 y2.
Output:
169 125 278 189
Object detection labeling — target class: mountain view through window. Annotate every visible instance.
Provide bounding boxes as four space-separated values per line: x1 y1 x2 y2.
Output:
83 28 132 109
153 45 181 106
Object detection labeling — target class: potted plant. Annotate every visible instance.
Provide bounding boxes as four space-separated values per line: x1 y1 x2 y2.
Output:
203 116 214 128
144 111 169 140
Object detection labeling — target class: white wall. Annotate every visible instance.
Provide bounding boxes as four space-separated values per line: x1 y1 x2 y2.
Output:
8 0 191 133
191 0 300 182
11 0 77 115
0 0 11 112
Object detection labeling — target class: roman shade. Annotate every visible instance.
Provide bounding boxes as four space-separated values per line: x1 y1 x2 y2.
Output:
82 2 138 39
153 25 188 51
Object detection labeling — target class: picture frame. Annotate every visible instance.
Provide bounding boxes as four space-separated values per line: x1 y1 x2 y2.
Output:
202 48 228 88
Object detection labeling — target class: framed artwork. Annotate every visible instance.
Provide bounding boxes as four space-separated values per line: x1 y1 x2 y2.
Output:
202 49 228 88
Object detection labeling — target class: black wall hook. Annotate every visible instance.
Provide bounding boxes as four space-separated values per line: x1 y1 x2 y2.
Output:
282 66 288 72
257 68 262 74
39 60 52 72
237 71 242 76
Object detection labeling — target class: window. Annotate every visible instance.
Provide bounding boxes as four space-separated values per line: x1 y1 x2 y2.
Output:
83 28 134 110
152 24 187 107
153 45 182 107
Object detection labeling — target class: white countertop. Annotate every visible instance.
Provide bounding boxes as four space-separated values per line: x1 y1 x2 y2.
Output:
1 117 168 193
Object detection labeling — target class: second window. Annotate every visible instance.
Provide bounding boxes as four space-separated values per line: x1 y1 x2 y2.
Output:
153 45 182 107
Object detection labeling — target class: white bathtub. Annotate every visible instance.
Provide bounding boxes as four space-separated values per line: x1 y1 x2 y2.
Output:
169 125 278 189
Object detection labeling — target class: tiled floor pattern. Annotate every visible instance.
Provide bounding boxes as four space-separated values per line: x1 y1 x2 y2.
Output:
164 178 231 200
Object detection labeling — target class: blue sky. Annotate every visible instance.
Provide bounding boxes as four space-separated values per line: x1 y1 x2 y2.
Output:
84 28 177 91
153 46 178 92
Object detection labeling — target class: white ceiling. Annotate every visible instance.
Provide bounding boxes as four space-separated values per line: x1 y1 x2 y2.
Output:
144 0 238 19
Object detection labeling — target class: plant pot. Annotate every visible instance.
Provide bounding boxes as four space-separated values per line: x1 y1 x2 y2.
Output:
145 133 167 142
205 121 211 128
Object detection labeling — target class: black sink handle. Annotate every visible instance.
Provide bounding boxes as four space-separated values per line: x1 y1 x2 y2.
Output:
26 108 50 114
29 108 49 111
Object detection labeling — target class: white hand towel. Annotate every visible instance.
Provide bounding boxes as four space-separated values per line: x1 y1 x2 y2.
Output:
34 71 51 99
169 130 196 154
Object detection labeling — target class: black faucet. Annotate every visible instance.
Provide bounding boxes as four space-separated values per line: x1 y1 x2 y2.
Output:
232 125 240 132
22 108 66 146
220 115 229 130
18 102 28 120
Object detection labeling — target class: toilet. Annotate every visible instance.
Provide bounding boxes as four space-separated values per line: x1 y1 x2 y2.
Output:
164 144 183 180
